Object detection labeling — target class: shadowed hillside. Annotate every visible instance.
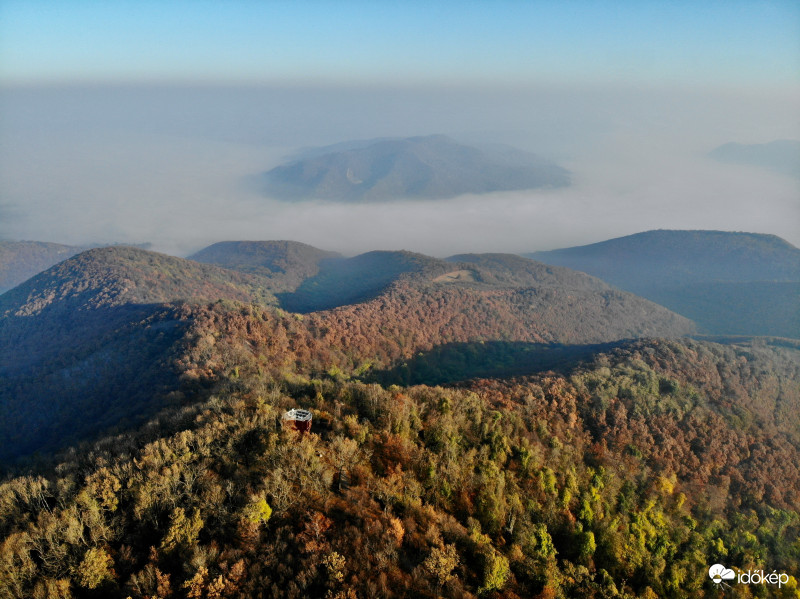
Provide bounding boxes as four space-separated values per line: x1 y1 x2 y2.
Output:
0 247 278 461
188 240 340 293
278 250 448 312
368 340 625 387
645 281 800 337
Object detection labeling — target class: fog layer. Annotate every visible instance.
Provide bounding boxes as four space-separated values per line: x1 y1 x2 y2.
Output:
1 84 798 256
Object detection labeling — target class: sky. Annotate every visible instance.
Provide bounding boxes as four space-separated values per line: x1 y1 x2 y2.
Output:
0 1 798 255
2 1 799 88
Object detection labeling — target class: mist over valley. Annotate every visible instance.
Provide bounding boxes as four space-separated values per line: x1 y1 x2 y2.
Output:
1 84 798 257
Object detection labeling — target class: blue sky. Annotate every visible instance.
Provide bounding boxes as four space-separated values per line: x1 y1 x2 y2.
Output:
1 1 798 88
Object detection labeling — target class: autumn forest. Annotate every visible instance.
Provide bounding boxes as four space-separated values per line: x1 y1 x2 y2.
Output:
0 235 799 598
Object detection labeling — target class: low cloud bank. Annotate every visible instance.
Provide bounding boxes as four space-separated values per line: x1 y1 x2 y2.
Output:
1 84 798 256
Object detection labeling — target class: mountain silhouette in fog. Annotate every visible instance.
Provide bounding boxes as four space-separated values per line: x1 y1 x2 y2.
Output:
709 139 800 179
260 135 570 201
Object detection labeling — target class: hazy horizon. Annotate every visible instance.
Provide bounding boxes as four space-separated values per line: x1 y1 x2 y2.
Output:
1 2 798 256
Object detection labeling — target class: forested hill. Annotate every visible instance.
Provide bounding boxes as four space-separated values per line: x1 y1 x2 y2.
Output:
1 246 276 318
0 247 277 461
526 230 800 285
299 277 693 362
278 250 450 312
0 244 693 463
525 230 800 337
187 240 340 293
0 245 276 374
446 253 609 290
0 240 90 294
203 242 696 328
1 333 798 598
189 242 452 312
1 241 797 598
259 247 695 353
261 134 570 201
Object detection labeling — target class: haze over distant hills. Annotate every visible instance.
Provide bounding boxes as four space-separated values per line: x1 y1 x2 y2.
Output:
260 134 570 201
0 241 90 294
526 230 800 337
709 140 800 179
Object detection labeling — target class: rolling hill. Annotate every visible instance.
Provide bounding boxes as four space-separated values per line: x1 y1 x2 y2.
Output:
196 242 694 335
0 244 693 462
187 240 340 293
260 134 570 201
276 249 448 312
525 230 800 337
0 245 277 374
0 246 278 460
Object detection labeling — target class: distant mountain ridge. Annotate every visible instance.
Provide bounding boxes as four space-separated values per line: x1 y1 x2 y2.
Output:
527 230 800 284
525 230 800 337
261 134 570 201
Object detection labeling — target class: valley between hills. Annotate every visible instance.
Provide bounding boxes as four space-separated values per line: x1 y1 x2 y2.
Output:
0 230 799 598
